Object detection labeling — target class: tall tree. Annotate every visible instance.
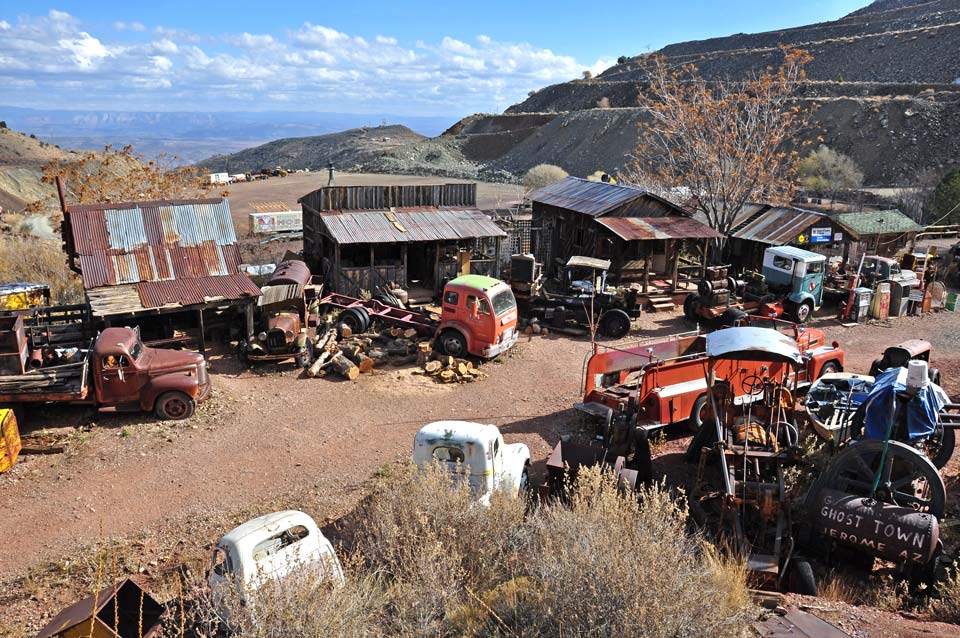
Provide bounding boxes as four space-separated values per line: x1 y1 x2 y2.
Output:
622 48 813 236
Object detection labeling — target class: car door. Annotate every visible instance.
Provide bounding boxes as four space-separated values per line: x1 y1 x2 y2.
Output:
97 354 141 405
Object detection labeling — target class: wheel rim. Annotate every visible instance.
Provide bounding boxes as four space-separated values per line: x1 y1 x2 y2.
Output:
163 396 188 418
798 303 811 322
814 440 945 517
444 335 465 356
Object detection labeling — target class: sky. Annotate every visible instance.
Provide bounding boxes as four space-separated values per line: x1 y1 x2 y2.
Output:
0 1 868 117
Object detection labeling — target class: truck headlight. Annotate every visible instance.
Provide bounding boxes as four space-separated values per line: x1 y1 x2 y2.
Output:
258 332 267 341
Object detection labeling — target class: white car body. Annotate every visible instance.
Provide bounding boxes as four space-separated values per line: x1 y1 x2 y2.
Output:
413 420 531 504
208 510 344 624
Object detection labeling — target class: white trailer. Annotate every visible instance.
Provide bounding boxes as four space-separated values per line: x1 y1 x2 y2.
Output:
209 172 230 185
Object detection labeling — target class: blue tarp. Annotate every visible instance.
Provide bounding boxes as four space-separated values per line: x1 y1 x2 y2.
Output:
863 367 947 441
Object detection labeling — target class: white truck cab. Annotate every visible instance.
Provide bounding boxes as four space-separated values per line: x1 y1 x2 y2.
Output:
413 421 531 503
208 510 344 623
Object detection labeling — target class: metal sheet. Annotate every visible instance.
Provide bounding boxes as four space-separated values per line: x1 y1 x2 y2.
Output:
705 327 802 365
137 273 261 309
595 216 722 241
527 177 655 217
320 208 505 245
35 578 164 638
566 256 612 270
731 206 830 245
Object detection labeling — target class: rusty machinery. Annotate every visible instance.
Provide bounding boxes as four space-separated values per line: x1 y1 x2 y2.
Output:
689 327 817 593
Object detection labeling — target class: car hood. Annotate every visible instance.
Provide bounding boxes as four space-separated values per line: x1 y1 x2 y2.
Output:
142 348 203 373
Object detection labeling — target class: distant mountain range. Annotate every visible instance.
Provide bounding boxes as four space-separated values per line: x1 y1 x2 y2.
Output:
0 106 455 165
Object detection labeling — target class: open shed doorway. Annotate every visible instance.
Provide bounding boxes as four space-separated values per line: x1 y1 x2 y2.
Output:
407 242 437 302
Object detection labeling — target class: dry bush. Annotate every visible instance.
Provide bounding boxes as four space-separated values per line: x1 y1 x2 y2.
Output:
461 469 752 638
0 235 83 303
189 464 751 638
523 164 569 191
927 565 960 623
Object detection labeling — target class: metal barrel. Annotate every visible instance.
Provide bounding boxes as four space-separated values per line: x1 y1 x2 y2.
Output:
813 488 939 564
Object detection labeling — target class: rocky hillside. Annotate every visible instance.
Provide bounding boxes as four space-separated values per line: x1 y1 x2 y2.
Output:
0 126 82 213
196 125 425 174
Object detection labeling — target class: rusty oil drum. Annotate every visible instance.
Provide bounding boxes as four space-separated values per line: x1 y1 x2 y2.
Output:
813 488 939 564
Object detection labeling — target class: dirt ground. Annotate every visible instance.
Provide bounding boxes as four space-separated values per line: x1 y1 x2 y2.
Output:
223 171 525 237
2 306 960 636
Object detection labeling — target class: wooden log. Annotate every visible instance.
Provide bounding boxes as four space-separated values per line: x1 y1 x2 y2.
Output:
431 354 454 367
388 326 403 338
330 352 359 380
402 328 418 339
424 360 443 375
367 348 388 361
341 344 362 362
337 323 352 339
307 350 332 378
357 355 375 374
390 354 418 366
439 370 457 383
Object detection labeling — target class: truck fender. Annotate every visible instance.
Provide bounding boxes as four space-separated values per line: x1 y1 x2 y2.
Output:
504 443 531 493
787 291 814 306
140 376 199 412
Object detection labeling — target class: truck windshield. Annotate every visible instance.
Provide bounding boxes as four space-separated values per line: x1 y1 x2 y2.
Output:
491 289 517 316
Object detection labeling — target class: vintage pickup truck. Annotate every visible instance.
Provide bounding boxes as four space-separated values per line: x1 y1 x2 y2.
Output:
577 317 845 434
0 320 210 420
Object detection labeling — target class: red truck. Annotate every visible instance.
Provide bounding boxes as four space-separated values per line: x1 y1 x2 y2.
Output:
0 319 210 421
578 317 844 433
320 274 519 359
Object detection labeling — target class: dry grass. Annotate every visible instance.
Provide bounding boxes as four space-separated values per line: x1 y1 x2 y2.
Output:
191 463 753 638
0 234 83 303
928 564 960 624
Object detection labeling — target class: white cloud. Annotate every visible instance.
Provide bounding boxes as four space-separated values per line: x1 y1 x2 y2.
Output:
0 20 11 30
57 32 111 70
0 12 613 116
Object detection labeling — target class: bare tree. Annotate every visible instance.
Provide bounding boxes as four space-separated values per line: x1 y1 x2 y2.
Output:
626 47 813 236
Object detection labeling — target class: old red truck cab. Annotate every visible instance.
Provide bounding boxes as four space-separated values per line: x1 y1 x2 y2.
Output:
436 275 519 358
94 327 211 419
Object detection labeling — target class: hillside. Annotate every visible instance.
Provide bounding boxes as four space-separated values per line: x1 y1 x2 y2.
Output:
196 125 426 174
0 126 81 213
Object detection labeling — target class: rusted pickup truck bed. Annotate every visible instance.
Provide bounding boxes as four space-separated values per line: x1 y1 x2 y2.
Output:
0 357 90 403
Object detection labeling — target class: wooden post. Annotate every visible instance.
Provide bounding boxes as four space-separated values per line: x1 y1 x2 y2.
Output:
642 249 650 294
244 302 254 340
494 237 502 278
671 240 681 292
197 308 206 359
701 240 711 279
402 243 408 287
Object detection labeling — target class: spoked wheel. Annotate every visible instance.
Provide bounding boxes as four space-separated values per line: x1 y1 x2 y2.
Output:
808 440 945 518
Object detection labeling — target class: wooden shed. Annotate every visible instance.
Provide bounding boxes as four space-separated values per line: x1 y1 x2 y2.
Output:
300 183 507 301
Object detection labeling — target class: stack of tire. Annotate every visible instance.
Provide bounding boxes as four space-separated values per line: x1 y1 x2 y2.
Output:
684 266 748 328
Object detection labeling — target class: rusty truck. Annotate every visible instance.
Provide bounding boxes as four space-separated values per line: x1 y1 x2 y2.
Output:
577 316 845 436
0 315 210 421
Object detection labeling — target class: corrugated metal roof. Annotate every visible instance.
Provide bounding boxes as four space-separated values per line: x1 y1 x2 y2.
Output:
320 208 506 245
137 274 261 308
258 284 305 307
595 216 723 241
730 206 833 245
832 209 922 236
66 197 244 288
527 177 653 217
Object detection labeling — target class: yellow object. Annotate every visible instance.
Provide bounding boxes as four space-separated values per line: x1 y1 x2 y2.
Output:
0 409 21 473
733 421 778 452
0 283 49 311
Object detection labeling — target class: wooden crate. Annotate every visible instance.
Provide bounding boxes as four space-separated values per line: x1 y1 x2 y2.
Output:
0 409 21 473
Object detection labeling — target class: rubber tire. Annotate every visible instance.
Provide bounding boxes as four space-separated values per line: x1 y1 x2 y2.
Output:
928 425 956 469
788 299 813 324
338 308 366 334
687 393 709 434
439 330 468 357
786 557 818 596
868 357 884 378
726 277 738 296
683 292 701 320
353 307 371 333
684 420 718 464
294 346 310 368
518 467 530 496
154 391 196 421
599 309 631 339
817 361 840 379
717 307 747 328
929 367 942 386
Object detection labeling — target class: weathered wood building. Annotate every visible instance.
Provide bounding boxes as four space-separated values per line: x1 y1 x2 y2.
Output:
528 177 721 291
300 183 507 300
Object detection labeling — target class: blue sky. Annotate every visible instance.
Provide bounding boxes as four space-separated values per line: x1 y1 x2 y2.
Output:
0 1 868 116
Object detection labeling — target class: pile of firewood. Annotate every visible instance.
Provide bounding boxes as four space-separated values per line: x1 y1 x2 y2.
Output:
415 342 484 383
305 323 428 380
